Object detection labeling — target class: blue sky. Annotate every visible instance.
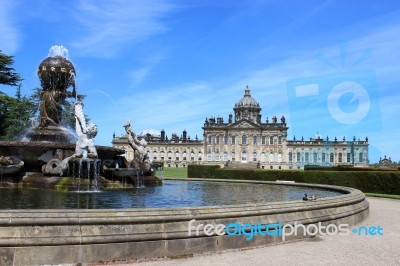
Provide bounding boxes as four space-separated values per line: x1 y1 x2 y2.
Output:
1 0 399 163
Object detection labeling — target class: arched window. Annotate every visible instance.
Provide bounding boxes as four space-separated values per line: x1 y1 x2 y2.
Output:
253 136 257 145
198 151 202 161
347 153 351 163
262 136 266 145
359 152 363 162
297 152 301 163
253 151 257 162
231 135 236 145
224 135 228 144
305 152 309 163
313 152 318 163
153 150 158 160
261 152 266 162
270 136 274 145
231 152 236 162
160 151 165 161
338 153 343 163
207 150 212 161
223 152 228 161
278 152 282 162
216 135 220 145
278 136 282 144
269 152 274 162
289 152 293 163
190 151 195 161
322 152 326 162
182 151 187 161
215 150 220 161
330 152 334 162
207 135 212 144
167 151 172 160
175 151 180 161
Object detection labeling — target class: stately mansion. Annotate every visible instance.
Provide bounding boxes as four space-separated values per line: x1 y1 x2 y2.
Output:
112 87 369 169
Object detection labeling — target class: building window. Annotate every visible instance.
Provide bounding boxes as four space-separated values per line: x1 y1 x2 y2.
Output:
269 152 274 162
231 135 236 145
322 152 326 162
215 150 220 161
338 153 343 163
305 152 309 163
224 135 228 144
289 152 293 163
175 151 179 161
278 136 282 145
198 152 202 161
231 152 236 162
261 152 266 162
241 151 247 162
330 153 334 162
207 150 212 161
168 152 172 160
216 135 220 145
347 153 351 163
242 135 247 144
223 152 228 161
207 135 212 144
297 152 301 163
182 151 187 161
190 151 195 161
270 136 274 145
278 152 282 162
313 152 318 163
253 151 257 162
161 151 165 161
359 152 363 162
253 136 257 145
261 136 266 145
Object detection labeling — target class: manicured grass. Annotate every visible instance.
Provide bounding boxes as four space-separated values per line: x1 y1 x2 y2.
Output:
160 167 188 178
365 193 400 200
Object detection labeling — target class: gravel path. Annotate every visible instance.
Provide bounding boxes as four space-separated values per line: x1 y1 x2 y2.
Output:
115 197 400 266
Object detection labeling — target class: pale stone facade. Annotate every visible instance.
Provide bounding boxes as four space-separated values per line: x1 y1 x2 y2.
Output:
112 87 369 169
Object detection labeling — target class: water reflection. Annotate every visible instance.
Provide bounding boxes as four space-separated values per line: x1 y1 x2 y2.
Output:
0 181 342 209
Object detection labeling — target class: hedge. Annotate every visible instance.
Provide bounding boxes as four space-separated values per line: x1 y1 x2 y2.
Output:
304 165 399 171
187 165 400 194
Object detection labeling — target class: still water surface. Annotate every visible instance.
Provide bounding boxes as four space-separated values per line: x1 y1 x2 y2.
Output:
0 180 342 209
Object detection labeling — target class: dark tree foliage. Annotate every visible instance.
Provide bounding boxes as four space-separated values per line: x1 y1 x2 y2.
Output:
0 50 22 86
0 89 36 140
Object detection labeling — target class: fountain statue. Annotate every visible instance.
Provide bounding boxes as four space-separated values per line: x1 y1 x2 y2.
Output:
123 120 155 176
0 45 161 189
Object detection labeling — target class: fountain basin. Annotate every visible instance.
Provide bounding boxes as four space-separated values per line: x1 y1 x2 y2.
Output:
0 178 369 265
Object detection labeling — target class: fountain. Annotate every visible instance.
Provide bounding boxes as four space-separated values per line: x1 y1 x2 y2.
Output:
0 46 161 190
0 47 369 265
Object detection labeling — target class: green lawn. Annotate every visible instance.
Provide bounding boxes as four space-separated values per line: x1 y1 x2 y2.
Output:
160 167 188 178
365 193 400 200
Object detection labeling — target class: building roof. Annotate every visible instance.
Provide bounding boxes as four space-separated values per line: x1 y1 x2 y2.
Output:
234 87 260 108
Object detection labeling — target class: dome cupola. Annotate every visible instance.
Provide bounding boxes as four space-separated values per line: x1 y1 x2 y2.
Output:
233 86 262 124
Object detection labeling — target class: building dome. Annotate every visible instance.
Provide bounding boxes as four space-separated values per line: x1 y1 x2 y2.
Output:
235 87 260 107
138 129 161 138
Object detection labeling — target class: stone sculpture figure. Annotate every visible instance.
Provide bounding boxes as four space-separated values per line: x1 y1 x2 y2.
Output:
123 121 153 175
74 101 98 158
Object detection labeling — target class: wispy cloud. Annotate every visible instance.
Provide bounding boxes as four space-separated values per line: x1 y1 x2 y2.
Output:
70 0 178 58
0 0 20 54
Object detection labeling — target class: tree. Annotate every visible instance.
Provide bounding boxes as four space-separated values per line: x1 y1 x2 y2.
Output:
0 50 22 86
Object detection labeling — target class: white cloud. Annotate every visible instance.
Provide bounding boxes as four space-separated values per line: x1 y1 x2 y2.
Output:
0 0 20 54
70 0 177 57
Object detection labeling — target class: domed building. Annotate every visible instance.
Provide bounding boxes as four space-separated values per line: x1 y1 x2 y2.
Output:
112 86 369 169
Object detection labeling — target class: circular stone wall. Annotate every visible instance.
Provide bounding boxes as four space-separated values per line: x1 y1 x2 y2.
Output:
0 178 369 265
